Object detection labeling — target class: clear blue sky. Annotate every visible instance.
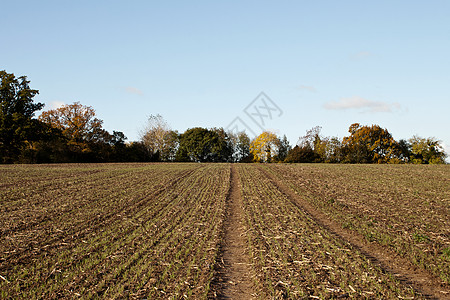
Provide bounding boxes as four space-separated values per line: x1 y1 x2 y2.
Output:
2 1 449 157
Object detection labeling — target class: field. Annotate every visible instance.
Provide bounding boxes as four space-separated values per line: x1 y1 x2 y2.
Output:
0 163 449 299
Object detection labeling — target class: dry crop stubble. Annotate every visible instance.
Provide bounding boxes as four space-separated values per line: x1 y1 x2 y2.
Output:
235 164 422 299
264 164 450 286
0 163 230 299
1 163 448 299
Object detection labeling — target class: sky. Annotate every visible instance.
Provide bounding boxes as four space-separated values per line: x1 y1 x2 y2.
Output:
2 1 450 158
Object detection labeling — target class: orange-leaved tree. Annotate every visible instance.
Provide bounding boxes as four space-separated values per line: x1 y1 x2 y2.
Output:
342 123 401 164
39 102 106 153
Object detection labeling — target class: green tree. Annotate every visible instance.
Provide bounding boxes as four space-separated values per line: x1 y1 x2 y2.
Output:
285 145 319 163
237 132 253 162
211 127 233 162
228 131 252 162
398 139 412 163
276 135 291 162
176 127 232 162
0 71 45 163
408 135 446 164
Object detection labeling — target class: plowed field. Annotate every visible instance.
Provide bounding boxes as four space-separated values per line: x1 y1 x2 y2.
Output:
0 163 448 299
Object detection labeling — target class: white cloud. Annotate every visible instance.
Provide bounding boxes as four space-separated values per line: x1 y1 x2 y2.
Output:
324 96 401 113
297 85 317 93
124 86 144 96
48 101 65 110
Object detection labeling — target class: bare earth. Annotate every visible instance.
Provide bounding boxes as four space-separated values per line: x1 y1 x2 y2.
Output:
210 165 256 299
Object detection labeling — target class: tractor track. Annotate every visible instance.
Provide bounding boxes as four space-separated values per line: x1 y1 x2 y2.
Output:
258 166 449 299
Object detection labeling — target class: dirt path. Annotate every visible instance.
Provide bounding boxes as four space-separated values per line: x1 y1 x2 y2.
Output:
210 164 256 299
258 166 449 300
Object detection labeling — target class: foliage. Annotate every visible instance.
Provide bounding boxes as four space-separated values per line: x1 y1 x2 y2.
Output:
141 114 179 161
176 127 232 162
408 135 446 164
276 134 291 162
0 70 45 163
342 123 401 164
285 145 319 163
1 71 446 165
229 131 252 162
324 137 343 163
39 102 106 153
249 131 279 162
37 102 150 163
398 139 412 162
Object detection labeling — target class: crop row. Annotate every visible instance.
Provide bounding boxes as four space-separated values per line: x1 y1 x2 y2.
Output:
263 164 450 284
0 163 230 299
236 165 422 299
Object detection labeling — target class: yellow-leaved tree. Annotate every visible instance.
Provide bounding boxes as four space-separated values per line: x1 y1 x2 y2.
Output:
249 131 279 162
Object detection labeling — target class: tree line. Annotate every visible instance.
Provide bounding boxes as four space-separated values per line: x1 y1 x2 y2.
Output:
1 71 447 164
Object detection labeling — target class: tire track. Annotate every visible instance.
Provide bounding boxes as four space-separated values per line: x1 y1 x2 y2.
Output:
210 164 256 299
258 165 449 299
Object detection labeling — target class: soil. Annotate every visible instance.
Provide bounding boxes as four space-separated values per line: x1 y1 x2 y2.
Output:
210 164 256 299
258 166 450 300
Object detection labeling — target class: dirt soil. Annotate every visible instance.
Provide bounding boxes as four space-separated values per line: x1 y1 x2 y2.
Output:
258 166 450 300
210 165 256 299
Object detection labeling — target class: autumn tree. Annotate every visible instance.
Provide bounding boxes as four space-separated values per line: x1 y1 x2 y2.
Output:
408 135 446 164
249 131 279 163
342 123 401 163
0 71 45 163
39 102 107 156
141 114 179 161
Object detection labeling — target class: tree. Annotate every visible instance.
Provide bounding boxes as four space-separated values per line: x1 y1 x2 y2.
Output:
228 131 252 162
176 127 232 162
39 102 104 148
39 102 111 161
141 114 178 161
285 145 319 163
298 126 322 149
342 123 401 164
0 71 45 163
123 142 153 162
408 135 446 164
324 137 343 163
211 127 233 162
398 139 412 163
276 135 291 162
249 131 279 163
297 126 327 162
